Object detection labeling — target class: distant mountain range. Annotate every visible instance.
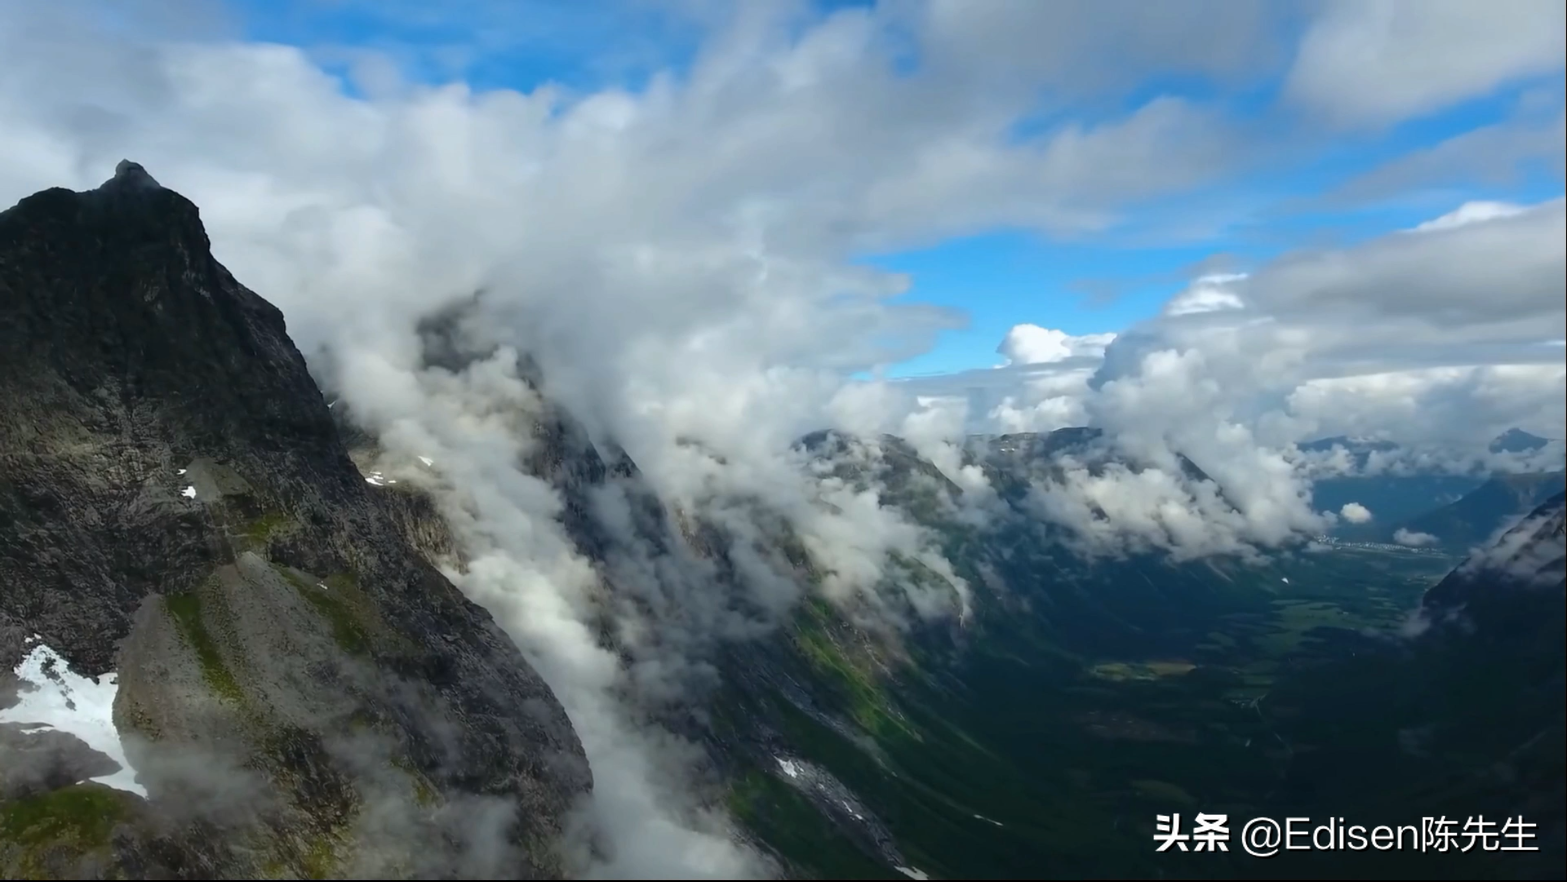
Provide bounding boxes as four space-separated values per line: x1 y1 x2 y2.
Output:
1489 427 1554 454
1302 428 1555 463
1301 430 1565 547
1387 471 1567 551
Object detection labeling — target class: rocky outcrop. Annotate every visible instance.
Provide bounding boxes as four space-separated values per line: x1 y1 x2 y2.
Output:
0 162 590 878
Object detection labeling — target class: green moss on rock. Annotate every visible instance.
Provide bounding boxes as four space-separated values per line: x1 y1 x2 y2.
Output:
300 833 343 880
0 784 134 879
298 585 374 657
166 590 245 703
240 510 292 547
790 599 917 739
272 565 379 657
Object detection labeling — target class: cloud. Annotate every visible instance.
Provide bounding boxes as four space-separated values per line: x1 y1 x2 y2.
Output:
1340 502 1373 524
996 325 1116 366
1329 103 1566 202
1287 430 1567 480
1394 528 1439 547
1086 199 1567 450
1249 198 1564 329
910 0 1290 99
1162 272 1248 317
892 196 1566 553
1284 0 1566 128
1456 498 1567 586
1411 200 1532 232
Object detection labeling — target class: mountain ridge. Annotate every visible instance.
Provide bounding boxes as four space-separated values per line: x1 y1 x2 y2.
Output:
1387 471 1567 550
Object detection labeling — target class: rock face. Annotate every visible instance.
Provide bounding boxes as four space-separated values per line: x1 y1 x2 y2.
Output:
1420 490 1566 641
0 163 590 878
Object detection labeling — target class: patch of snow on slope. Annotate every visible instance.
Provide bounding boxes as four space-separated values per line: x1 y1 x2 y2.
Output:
0 642 146 797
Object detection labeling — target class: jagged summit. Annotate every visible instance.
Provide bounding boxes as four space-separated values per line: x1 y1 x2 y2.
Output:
0 165 326 501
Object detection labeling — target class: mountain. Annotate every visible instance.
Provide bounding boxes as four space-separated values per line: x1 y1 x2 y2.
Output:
1384 471 1567 550
0 163 590 878
1263 492 1565 879
1489 428 1553 455
1298 434 1402 466
6 164 1560 881
1421 490 1566 646
696 428 1480 878
1310 475 1485 534
1300 435 1479 534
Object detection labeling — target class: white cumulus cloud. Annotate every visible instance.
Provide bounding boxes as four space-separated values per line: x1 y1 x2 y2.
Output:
1340 502 1374 524
1394 528 1440 547
997 324 1117 366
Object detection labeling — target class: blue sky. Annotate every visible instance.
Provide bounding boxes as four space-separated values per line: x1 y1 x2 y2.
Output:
222 0 1566 378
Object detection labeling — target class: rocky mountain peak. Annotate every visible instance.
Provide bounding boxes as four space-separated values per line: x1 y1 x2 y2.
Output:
1 164 346 675
1 167 589 878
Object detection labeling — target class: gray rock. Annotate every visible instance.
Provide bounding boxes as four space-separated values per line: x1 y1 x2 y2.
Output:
0 725 122 801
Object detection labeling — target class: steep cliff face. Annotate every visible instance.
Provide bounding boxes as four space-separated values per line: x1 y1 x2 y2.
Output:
0 163 590 879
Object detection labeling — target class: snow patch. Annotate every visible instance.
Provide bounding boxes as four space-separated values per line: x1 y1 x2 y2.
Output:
0 643 146 797
1280 577 1289 584
974 813 1004 827
180 485 197 499
176 468 187 476
896 867 929 880
417 456 434 467
775 757 801 779
365 471 387 487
